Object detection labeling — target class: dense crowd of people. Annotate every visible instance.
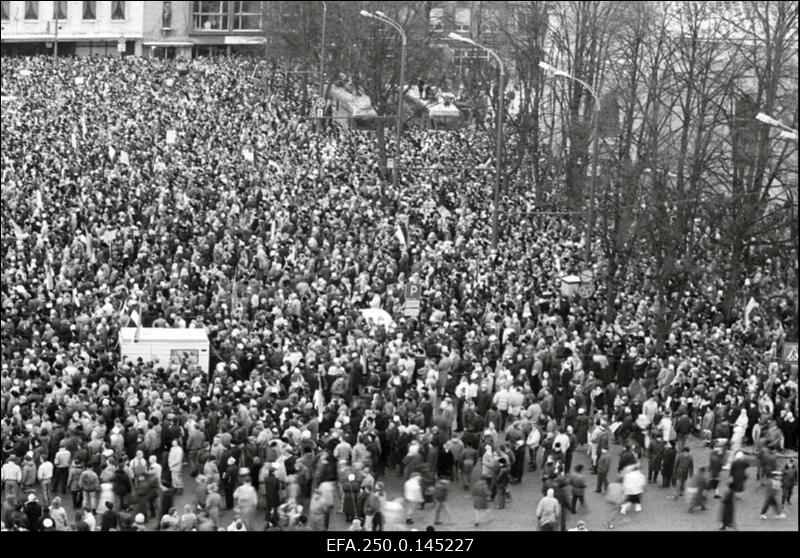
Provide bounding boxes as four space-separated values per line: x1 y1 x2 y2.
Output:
1 54 797 532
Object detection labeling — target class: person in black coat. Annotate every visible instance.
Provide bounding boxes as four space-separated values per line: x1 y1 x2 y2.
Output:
437 445 454 479
100 501 118 531
661 442 677 488
719 482 736 530
263 467 281 526
618 444 637 472
510 442 526 483
23 495 42 532
113 466 132 509
221 458 239 510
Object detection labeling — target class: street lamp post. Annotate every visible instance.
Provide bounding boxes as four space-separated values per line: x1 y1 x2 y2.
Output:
539 61 601 265
449 33 504 249
360 10 407 192
53 19 59 63
318 1 327 133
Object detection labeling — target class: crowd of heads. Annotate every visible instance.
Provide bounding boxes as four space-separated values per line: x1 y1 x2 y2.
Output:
0 54 797 532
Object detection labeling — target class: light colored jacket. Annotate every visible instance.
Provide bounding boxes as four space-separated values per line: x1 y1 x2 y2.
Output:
37 461 54 482
168 445 184 470
536 495 560 525
623 469 646 495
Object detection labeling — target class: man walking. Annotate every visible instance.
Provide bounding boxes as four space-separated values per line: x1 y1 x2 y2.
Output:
673 447 694 499
661 442 677 489
595 448 611 494
536 488 560 531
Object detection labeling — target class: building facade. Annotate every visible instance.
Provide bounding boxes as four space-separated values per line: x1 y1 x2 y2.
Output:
1 1 266 58
143 1 266 59
1 1 144 56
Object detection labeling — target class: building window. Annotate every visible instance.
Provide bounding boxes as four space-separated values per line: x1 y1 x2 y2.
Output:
53 0 67 19
111 1 125 20
25 1 39 19
483 7 500 36
430 7 443 32
455 7 471 34
162 1 172 28
232 1 261 30
82 1 96 20
193 1 229 31
1 1 9 21
515 8 532 32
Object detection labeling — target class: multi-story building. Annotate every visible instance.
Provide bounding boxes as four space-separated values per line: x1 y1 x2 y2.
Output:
1 1 144 56
1 1 266 59
143 1 266 59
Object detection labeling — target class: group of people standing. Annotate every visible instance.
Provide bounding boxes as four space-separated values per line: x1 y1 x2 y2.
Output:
1 54 797 532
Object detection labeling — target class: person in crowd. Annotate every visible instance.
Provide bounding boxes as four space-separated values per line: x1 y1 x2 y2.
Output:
536 488 560 531
673 447 694 499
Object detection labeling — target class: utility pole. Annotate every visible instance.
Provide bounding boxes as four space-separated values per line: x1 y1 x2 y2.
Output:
318 1 327 133
539 61 601 265
449 33 504 249
53 19 58 63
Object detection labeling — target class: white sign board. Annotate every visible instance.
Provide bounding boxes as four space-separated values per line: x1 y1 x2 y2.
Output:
359 308 396 329
119 327 210 374
560 275 581 297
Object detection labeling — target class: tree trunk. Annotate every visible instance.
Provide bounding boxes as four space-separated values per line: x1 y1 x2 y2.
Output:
723 236 743 322
604 256 619 322
376 118 387 177
302 71 308 109
655 293 669 353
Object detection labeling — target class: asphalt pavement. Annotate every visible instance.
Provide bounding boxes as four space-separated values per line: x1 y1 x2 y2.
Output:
55 438 798 531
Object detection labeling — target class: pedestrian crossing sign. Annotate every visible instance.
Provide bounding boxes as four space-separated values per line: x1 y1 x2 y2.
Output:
783 342 798 364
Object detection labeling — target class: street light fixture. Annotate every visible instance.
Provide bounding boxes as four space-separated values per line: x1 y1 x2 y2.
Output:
361 9 407 193
756 112 799 141
449 32 504 249
538 59 601 266
538 61 569 78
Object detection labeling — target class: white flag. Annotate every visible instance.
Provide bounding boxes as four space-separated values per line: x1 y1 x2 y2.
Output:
71 132 77 150
243 148 254 163
744 297 759 328
35 189 44 211
166 130 177 144
11 220 29 240
130 309 141 327
120 151 130 165
108 145 116 161
395 224 407 250
45 263 54 292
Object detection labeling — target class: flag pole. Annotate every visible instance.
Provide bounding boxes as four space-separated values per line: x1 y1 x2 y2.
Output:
134 291 143 343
